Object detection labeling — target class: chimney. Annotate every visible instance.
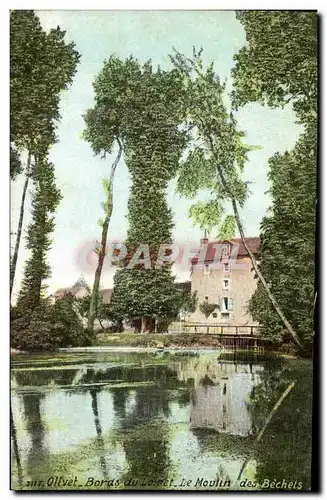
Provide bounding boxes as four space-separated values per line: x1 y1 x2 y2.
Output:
200 229 209 246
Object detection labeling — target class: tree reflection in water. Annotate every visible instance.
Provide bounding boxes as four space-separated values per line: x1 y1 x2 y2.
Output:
246 359 312 490
10 353 313 491
11 406 23 488
112 386 172 488
90 388 109 479
22 393 49 489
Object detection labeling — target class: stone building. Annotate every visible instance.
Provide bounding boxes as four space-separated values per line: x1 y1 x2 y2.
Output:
188 235 260 325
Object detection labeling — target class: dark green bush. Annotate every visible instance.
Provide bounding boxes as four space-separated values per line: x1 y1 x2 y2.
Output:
11 295 93 352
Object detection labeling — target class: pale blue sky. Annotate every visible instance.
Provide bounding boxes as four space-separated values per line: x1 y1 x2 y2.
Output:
11 10 303 298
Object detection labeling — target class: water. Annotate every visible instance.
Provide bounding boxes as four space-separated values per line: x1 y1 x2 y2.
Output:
11 350 312 491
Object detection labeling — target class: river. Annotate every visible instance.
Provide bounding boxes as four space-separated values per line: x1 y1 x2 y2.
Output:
10 350 312 491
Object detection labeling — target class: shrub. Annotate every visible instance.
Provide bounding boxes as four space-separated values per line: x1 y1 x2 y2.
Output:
11 295 93 352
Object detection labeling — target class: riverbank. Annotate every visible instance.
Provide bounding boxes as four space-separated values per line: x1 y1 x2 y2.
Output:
10 333 303 359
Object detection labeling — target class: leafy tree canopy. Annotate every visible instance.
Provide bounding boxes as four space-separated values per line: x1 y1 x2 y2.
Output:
199 301 218 319
170 47 260 240
231 11 317 126
10 10 80 154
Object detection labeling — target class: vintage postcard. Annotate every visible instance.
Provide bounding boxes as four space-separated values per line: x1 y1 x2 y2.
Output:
10 9 318 492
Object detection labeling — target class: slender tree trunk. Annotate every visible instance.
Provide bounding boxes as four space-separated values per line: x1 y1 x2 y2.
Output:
10 152 32 299
88 143 123 333
141 315 155 333
141 316 147 333
237 381 295 481
176 52 303 349
208 140 304 349
230 197 303 349
11 406 23 487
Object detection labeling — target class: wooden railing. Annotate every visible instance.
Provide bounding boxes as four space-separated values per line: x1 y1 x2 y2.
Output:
168 322 260 337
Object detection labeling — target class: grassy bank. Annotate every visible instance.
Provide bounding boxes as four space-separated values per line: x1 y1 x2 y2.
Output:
93 333 303 357
94 332 221 348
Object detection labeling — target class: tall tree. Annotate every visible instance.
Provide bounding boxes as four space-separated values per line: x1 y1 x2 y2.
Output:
16 151 61 315
72 274 91 292
249 127 316 347
231 11 317 127
110 61 187 332
10 10 80 296
84 57 186 333
170 48 303 348
232 11 317 350
83 56 140 332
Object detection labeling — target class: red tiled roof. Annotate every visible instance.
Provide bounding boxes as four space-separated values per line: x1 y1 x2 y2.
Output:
191 237 260 265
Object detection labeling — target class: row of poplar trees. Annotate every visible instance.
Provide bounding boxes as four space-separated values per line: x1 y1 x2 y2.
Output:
10 11 83 350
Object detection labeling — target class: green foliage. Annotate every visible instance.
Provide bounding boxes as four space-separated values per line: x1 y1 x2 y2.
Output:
11 300 54 351
11 11 80 343
51 294 92 347
10 145 22 180
11 295 90 351
112 268 181 325
10 10 80 155
247 359 312 489
218 215 236 240
83 55 140 155
76 291 123 330
177 283 198 318
99 58 188 328
199 301 218 319
16 155 62 314
170 48 258 237
73 275 91 292
249 128 316 346
189 200 222 233
232 11 317 127
232 12 317 348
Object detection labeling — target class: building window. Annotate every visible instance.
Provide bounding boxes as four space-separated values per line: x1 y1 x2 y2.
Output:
212 312 217 318
204 296 208 301
224 262 230 273
223 297 228 310
228 298 233 311
222 244 230 259
221 312 230 319
204 264 211 275
223 279 230 290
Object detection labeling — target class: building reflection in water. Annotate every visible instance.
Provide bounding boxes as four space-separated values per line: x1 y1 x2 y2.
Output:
13 354 302 490
185 361 262 437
